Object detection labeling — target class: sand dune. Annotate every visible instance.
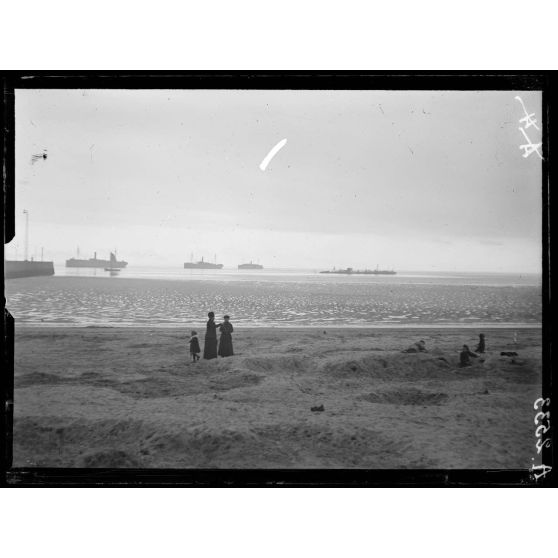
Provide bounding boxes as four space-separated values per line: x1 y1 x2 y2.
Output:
12 327 542 468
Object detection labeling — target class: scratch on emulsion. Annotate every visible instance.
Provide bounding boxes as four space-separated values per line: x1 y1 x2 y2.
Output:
260 139 287 171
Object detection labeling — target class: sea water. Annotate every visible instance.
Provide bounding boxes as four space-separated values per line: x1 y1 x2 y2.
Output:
5 266 542 328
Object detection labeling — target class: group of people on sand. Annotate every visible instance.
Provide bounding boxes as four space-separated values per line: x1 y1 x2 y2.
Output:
188 312 234 362
189 322 488 367
403 333 486 367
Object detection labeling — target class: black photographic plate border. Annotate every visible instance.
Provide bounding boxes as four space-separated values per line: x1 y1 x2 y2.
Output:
1 71 554 487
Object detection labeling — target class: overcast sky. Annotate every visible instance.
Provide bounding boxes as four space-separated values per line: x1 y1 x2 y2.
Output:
11 88 542 272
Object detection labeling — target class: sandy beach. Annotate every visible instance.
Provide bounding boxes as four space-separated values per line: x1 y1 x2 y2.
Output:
12 326 542 469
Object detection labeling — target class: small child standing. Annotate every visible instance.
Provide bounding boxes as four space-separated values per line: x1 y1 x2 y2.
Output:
189 330 201 362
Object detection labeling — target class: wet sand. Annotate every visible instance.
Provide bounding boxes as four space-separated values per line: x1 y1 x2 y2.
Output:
12 326 542 468
5 274 542 327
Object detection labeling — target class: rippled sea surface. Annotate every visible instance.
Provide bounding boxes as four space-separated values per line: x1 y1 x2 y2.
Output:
5 267 542 327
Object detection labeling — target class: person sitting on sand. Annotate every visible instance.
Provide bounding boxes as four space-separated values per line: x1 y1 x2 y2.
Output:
475 333 486 354
189 330 201 362
459 344 478 367
402 339 427 353
218 315 234 357
203 312 220 360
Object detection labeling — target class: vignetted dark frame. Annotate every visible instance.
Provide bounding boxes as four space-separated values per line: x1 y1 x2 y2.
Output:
1 71 554 487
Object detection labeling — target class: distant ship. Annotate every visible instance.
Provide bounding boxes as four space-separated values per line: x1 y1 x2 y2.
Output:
238 261 263 270
104 252 124 272
320 266 396 275
66 251 128 269
184 255 223 269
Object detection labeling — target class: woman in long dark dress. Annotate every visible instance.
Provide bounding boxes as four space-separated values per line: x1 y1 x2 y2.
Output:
475 333 486 354
218 315 234 357
203 311 219 360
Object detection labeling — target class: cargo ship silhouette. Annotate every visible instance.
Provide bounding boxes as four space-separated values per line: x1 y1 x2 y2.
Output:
184 255 223 269
66 250 127 269
238 261 263 270
320 265 396 275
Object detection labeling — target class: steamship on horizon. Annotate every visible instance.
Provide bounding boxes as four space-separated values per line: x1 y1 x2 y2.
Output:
66 250 128 269
184 255 224 269
320 265 396 275
238 261 264 270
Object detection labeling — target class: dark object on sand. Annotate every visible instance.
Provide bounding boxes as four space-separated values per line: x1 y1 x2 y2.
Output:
500 351 518 357
311 404 325 412
475 333 486 354
459 345 478 367
403 340 427 353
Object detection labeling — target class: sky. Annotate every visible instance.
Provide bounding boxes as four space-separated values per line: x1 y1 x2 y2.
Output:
11 88 543 272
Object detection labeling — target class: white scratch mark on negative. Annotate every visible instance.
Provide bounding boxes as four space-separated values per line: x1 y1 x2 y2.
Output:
518 127 543 159
515 96 540 131
259 138 287 171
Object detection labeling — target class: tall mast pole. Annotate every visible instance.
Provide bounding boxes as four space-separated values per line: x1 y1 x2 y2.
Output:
23 209 29 261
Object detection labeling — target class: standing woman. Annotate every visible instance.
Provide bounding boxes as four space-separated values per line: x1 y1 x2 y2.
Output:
203 311 219 360
218 315 234 357
475 333 486 354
